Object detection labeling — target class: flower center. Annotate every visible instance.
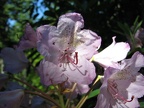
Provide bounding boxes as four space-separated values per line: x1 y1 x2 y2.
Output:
58 47 87 76
58 47 78 65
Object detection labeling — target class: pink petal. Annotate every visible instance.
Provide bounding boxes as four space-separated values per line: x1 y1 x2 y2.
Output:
58 12 84 29
94 87 112 108
127 74 144 98
63 57 96 84
37 57 96 86
37 59 67 86
76 29 101 60
93 36 130 68
36 25 57 41
18 23 37 50
76 84 90 94
120 51 144 74
37 25 62 63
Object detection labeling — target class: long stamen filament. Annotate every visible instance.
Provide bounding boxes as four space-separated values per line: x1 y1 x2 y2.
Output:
108 81 134 104
58 48 86 76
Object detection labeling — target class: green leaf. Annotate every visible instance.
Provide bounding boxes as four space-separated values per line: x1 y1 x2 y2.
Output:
117 22 131 36
133 16 140 27
133 21 143 35
88 89 100 99
140 102 144 107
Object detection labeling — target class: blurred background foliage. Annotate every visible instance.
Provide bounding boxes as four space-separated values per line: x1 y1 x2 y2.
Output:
1 0 144 49
0 0 144 107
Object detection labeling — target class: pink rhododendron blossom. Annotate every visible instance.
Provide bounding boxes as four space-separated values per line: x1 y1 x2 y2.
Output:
95 51 144 108
92 36 130 68
17 23 37 50
37 13 101 62
0 47 29 73
0 89 24 108
37 13 100 90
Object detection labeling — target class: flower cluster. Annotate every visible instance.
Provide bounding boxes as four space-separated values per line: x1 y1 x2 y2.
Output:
0 12 144 108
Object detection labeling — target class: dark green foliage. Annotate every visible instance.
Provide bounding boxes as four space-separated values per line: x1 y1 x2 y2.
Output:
1 0 144 48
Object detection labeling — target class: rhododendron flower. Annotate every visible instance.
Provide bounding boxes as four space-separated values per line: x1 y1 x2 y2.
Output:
0 89 24 108
0 47 29 73
92 36 130 68
37 13 101 87
17 23 37 50
95 51 144 108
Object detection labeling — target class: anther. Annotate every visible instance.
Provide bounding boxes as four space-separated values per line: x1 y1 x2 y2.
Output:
74 52 78 65
125 96 134 103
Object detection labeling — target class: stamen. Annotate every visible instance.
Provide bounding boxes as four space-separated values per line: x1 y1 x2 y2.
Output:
58 47 86 76
124 96 134 103
67 63 76 71
74 52 78 65
108 79 134 104
71 63 87 76
67 55 75 64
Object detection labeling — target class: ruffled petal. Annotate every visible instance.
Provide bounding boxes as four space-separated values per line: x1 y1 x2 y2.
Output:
95 86 112 108
58 12 84 30
37 25 63 63
17 23 37 50
63 57 96 84
36 25 57 41
37 59 67 86
92 36 130 68
76 29 101 60
120 51 144 74
127 74 144 98
76 84 89 94
57 12 85 51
